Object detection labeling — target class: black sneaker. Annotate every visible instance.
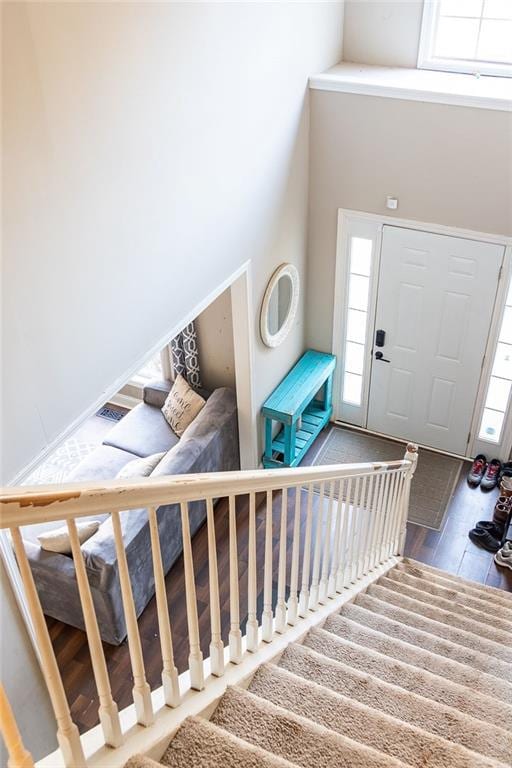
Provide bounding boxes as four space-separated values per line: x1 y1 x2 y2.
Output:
467 454 487 486
500 461 512 481
475 520 505 539
480 459 502 491
468 527 502 553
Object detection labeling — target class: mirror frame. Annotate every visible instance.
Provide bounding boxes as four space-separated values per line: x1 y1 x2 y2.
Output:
260 263 300 348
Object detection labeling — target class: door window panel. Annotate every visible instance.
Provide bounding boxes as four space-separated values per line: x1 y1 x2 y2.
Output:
479 273 512 445
342 236 374 409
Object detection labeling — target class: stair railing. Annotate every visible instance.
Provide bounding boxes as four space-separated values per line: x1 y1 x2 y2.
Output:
0 443 418 768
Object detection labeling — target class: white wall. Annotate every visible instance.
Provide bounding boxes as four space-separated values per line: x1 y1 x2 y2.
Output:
306 90 512 352
343 0 423 67
2 2 345 482
195 288 236 391
0 560 57 763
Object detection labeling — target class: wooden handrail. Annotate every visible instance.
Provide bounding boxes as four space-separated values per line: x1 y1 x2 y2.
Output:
0 461 410 528
0 446 418 768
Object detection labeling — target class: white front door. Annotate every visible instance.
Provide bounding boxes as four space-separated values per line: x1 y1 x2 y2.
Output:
367 226 504 455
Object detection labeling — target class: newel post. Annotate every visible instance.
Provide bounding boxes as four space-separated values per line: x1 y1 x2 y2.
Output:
398 443 419 555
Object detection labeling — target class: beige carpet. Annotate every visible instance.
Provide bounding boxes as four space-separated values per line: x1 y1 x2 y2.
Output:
309 427 462 530
127 560 512 768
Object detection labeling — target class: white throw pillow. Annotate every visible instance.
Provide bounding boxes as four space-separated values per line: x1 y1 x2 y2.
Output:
38 520 101 555
161 374 206 437
116 452 165 479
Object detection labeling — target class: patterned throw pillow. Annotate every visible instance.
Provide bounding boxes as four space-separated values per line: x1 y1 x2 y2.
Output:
38 520 101 555
116 452 166 479
161 374 206 437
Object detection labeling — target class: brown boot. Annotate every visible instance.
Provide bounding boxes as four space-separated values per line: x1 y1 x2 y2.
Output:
493 496 512 525
500 476 512 497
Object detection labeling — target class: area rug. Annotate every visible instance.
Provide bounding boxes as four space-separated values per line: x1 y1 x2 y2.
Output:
23 438 97 485
309 427 462 530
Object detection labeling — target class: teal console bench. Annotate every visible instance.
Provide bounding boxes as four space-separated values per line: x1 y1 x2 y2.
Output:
262 350 336 468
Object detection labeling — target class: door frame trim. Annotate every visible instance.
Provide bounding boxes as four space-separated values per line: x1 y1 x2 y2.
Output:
332 209 512 459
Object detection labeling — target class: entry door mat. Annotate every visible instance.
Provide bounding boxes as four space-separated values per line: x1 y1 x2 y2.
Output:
309 427 462 531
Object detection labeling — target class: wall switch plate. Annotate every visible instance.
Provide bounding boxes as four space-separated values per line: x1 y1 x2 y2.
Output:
386 196 398 210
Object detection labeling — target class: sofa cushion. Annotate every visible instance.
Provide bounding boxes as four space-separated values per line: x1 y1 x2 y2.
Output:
116 452 166 479
38 520 101 554
21 510 110 548
161 375 206 437
143 378 211 409
67 444 137 482
103 402 180 458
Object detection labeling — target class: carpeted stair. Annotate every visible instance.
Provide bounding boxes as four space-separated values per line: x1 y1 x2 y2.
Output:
126 559 512 767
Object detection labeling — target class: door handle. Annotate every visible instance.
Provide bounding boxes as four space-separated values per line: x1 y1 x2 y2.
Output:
375 351 390 363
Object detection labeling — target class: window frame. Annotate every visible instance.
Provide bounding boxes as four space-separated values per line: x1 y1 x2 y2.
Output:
332 214 382 428
418 0 512 79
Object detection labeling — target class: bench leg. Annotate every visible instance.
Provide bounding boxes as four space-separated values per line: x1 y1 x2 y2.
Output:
264 418 273 462
324 373 333 417
284 423 296 466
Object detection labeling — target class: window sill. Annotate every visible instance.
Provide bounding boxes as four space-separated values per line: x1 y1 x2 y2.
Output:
309 63 512 112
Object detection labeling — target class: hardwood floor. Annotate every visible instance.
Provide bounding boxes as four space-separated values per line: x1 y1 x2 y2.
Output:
45 425 511 734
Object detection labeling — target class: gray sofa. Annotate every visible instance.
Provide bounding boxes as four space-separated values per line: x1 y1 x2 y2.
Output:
21 381 239 645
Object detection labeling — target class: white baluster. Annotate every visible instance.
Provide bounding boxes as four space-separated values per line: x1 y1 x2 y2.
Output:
363 473 377 573
309 482 325 610
389 473 406 556
287 487 301 625
10 528 86 768
275 488 288 633
335 477 350 591
206 498 224 677
344 476 360 587
357 474 375 578
298 484 314 617
351 475 367 582
381 472 398 562
228 495 242 663
246 491 259 652
369 472 386 571
111 510 154 725
378 472 395 563
147 507 180 708
319 480 335 604
398 444 419 554
328 480 342 597
372 472 390 570
66 519 123 743
0 684 34 768
385 472 401 560
180 502 204 690
262 490 274 642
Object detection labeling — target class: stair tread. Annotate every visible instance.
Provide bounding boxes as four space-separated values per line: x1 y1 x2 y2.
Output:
386 566 512 621
328 611 512 705
302 626 510 762
363 585 512 662
137 561 512 768
124 756 164 768
279 642 511 759
378 575 512 636
249 662 503 768
401 558 512 605
339 601 512 700
161 716 298 768
211 685 406 768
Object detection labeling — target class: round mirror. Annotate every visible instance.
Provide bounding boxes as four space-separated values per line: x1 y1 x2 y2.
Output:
260 263 300 348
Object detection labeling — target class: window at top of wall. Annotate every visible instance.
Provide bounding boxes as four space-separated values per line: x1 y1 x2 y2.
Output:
418 0 512 78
